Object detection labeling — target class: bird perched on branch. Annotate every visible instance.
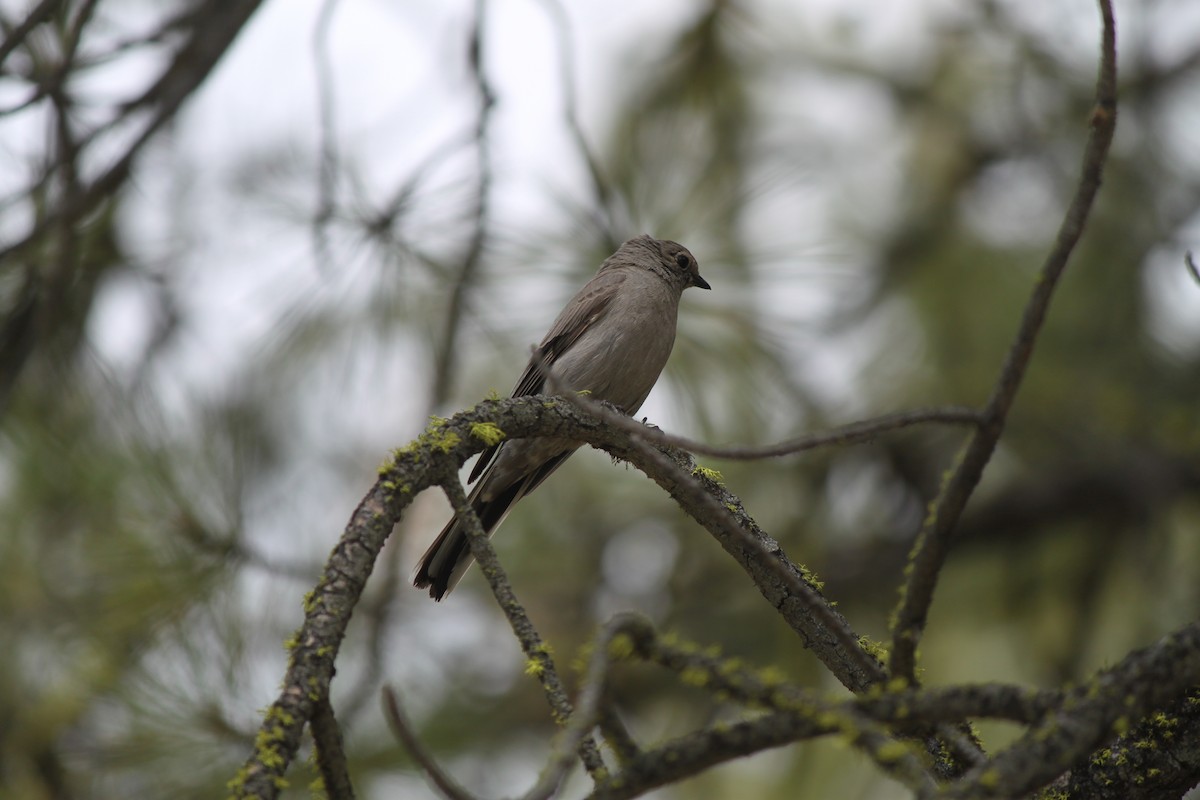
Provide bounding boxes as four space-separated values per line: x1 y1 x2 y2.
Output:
414 234 710 599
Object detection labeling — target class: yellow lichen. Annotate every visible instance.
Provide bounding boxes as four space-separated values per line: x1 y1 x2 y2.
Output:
680 666 709 687
875 740 910 764
608 633 636 660
470 421 506 446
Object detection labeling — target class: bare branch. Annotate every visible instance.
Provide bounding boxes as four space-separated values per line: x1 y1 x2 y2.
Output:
0 0 266 262
429 0 497 408
311 0 342 270
583 394 980 462
888 0 1119 685
0 0 62 68
535 0 619 247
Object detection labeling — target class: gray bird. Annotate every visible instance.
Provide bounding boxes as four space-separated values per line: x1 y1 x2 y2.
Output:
414 234 709 599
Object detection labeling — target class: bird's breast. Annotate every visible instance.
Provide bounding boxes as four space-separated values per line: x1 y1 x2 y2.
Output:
556 283 680 414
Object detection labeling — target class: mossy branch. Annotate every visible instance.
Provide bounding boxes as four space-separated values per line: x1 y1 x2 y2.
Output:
231 396 886 796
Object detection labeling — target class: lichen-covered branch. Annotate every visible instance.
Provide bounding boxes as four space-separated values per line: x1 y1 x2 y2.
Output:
232 392 1200 797
579 615 1200 799
310 696 354 800
941 620 1200 799
231 395 897 795
440 476 609 780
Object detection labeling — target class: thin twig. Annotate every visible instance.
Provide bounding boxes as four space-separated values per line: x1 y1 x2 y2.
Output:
527 340 981 461
382 687 477 800
517 615 641 800
564 614 955 800
596 705 641 765
604 399 977 464
536 0 619 247
0 0 265 261
0 0 62 68
429 0 496 408
887 0 1118 686
440 477 609 780
311 0 341 271
623 619 937 794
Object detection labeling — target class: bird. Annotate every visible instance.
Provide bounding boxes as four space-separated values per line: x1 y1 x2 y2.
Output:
413 234 710 600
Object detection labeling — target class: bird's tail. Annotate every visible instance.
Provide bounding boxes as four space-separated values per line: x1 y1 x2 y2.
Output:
413 480 524 600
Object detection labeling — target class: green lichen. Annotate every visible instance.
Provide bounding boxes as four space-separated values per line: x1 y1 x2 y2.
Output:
395 416 461 454
225 706 299 796
428 431 460 454
225 767 249 798
875 740 910 764
797 563 825 591
856 636 889 665
680 666 709 687
691 465 724 484
757 665 788 686
524 642 553 677
470 421 505 446
607 633 636 660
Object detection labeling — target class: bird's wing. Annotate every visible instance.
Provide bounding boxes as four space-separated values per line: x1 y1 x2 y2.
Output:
468 269 625 484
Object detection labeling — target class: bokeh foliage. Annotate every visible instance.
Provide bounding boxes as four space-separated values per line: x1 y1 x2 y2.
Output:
1 0 1198 798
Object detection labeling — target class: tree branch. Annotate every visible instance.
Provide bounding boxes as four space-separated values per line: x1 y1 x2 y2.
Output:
943 620 1200 798
888 0 1119 685
233 394 1199 797
429 0 496 409
0 0 62 68
440 476 609 781
311 696 355 800
0 0 266 261
232 395 945 794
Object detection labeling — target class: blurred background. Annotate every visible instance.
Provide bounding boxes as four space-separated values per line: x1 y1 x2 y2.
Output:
2 0 1199 797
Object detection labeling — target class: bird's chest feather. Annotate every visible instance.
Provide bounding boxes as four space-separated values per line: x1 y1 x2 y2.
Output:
562 284 679 408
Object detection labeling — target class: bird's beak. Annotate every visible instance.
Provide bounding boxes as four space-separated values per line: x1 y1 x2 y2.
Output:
692 273 711 290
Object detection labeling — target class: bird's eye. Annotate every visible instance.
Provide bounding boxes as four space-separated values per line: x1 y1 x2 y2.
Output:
675 253 689 270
